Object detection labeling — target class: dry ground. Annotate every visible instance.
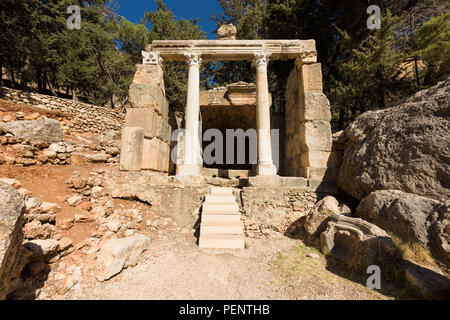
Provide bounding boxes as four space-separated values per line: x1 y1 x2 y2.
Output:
0 146 392 300
60 233 389 300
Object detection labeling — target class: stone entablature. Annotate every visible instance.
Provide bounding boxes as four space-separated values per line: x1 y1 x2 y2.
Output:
148 40 317 63
200 82 272 107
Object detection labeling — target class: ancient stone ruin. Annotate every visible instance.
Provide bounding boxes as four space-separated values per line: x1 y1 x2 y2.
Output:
120 35 335 191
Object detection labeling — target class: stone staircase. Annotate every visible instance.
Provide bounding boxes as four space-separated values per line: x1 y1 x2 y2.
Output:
199 187 245 249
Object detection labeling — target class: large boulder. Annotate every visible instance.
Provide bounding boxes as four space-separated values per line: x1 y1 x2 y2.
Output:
320 213 397 272
0 182 26 300
304 196 341 237
338 77 450 202
0 119 62 143
95 234 150 282
356 190 450 269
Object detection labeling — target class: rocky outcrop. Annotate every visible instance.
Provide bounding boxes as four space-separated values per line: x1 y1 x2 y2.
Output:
0 182 26 300
95 234 151 282
338 77 450 202
319 213 397 272
356 190 450 268
304 196 349 238
0 119 62 143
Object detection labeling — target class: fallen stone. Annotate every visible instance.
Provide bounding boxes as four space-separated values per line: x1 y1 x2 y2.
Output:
107 220 122 233
74 214 95 223
304 196 341 237
23 239 59 263
0 178 22 189
85 153 108 163
95 234 150 281
24 221 55 240
0 119 62 143
67 195 83 207
320 213 397 272
401 259 450 299
39 202 61 213
356 190 450 269
0 182 26 300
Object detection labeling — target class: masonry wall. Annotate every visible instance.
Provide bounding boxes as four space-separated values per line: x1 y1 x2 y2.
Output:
240 187 319 238
0 87 124 134
122 64 172 173
284 63 338 186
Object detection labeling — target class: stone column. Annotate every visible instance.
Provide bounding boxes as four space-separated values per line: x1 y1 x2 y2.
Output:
254 51 277 176
177 52 202 177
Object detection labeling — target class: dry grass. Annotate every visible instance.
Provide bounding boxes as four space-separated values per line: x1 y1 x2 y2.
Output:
390 234 437 268
270 241 388 300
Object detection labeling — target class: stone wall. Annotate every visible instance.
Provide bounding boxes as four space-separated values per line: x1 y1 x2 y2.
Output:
240 187 319 237
121 63 172 173
284 63 337 186
0 87 124 134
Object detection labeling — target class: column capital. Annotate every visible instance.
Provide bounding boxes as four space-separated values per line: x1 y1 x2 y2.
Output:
253 51 271 68
142 51 163 65
184 52 202 67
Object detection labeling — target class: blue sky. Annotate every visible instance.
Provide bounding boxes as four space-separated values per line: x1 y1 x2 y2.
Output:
116 0 224 37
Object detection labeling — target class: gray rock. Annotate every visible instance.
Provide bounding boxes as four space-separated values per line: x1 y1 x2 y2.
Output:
356 190 450 269
304 196 341 237
0 182 26 300
401 260 450 299
0 119 63 143
86 153 108 163
95 234 150 282
338 77 450 202
320 213 397 272
23 239 60 263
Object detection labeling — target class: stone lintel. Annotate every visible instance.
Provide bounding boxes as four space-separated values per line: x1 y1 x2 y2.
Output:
149 40 317 63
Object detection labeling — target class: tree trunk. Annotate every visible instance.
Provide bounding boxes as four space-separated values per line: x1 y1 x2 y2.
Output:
72 87 78 101
45 73 57 97
0 59 3 87
10 70 16 88
37 66 42 93
377 69 386 109
338 105 345 131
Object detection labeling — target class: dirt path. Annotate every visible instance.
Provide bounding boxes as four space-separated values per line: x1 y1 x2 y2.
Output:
59 232 388 300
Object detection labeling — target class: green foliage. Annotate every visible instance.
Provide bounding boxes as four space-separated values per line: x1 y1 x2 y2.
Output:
413 12 450 84
144 0 209 114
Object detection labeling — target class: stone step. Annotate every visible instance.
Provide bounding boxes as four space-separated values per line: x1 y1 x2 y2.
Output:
210 187 234 195
200 222 244 235
202 203 239 214
204 194 236 203
199 234 244 249
201 214 241 223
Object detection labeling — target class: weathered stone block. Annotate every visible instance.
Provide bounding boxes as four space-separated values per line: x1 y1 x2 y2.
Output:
126 108 157 139
141 138 170 172
300 63 323 93
126 108 171 142
133 64 164 90
300 151 331 168
300 120 332 152
300 93 331 121
120 127 144 171
128 83 168 119
303 167 339 181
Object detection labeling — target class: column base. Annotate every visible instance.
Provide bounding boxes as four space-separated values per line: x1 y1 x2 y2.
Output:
256 163 277 176
177 163 202 177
